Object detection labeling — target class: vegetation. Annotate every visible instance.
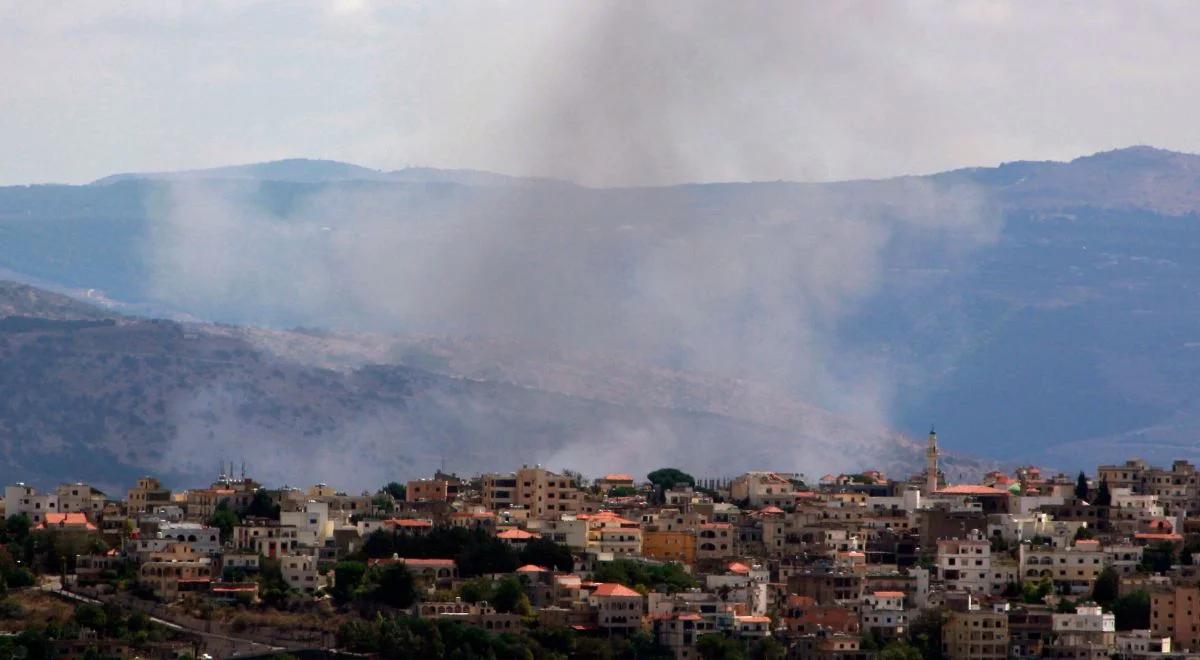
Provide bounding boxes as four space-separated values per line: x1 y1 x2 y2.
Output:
647 468 696 490
591 559 697 593
1112 590 1151 630
1141 540 1177 574
1074 471 1089 500
337 616 672 659
1090 567 1119 605
359 526 574 578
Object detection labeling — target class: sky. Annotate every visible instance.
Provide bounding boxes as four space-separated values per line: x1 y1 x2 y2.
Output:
3 1 1200 187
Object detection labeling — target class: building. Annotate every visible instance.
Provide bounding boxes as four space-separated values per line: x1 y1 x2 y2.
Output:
406 474 464 502
729 472 798 508
139 543 212 602
590 582 644 632
1019 539 1108 595
483 466 584 518
860 591 907 640
126 477 173 514
280 553 328 594
5 483 58 524
1049 603 1116 656
942 607 1009 660
1150 585 1200 652
642 530 697 565
935 530 1006 595
55 483 106 520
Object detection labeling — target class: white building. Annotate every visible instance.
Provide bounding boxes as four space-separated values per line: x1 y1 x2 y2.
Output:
4 483 59 524
280 553 328 594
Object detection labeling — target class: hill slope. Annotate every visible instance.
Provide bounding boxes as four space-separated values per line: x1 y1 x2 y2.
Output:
3 147 1200 472
0 282 983 491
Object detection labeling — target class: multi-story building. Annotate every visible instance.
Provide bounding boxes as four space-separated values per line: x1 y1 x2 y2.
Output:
126 477 173 514
1019 539 1108 595
482 467 583 518
55 483 106 520
406 473 464 502
942 607 1009 660
581 511 642 556
934 531 1001 594
1049 603 1116 656
642 530 696 564
1150 585 1200 652
4 483 58 524
860 591 907 640
138 543 212 602
590 583 644 632
729 472 798 508
280 553 328 594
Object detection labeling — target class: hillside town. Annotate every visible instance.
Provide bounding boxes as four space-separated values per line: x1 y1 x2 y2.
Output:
4 432 1200 659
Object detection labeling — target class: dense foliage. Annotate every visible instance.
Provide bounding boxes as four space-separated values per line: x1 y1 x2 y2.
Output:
591 559 697 593
359 527 575 577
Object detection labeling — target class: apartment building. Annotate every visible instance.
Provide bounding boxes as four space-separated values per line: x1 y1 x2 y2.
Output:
483 466 583 518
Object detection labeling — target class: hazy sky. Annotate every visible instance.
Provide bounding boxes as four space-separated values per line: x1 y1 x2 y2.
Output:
3 1 1200 187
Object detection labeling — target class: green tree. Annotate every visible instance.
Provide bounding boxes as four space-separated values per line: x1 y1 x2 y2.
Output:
383 482 407 501
696 633 746 660
458 576 495 603
1141 541 1177 574
73 603 107 630
491 577 532 615
907 607 946 660
208 499 240 543
332 561 366 603
607 486 638 498
879 640 923 660
647 468 696 491
1056 598 1077 613
245 489 280 519
1112 590 1151 630
518 538 574 572
366 563 416 608
1075 471 1089 500
1091 567 1119 606
1095 478 1112 507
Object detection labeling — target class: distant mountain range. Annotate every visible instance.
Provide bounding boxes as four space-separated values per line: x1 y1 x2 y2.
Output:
91 158 572 188
2 146 1200 485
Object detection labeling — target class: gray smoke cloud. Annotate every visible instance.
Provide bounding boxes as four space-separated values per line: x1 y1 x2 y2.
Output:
136 3 1005 487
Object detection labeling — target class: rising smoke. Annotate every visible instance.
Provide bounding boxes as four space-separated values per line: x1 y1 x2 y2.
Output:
141 3 1003 488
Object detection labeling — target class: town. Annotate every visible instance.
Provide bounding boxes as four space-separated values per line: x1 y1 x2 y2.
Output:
2 432 1200 659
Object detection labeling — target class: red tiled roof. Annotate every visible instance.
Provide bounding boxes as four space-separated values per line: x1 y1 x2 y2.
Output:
601 473 634 482
872 591 904 598
1136 532 1183 541
593 583 642 598
516 564 547 573
727 562 751 574
759 506 785 515
370 557 456 568
497 528 539 540
36 512 97 531
737 616 771 623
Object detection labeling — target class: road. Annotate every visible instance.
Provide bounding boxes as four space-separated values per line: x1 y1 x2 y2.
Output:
41 578 298 658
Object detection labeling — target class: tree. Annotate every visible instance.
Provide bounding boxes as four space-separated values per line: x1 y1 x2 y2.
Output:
382 482 407 501
74 603 108 630
366 563 416 608
245 489 281 519
1141 541 1177 574
1095 478 1112 507
490 577 532 615
1091 567 1119 606
1112 590 1151 630
696 633 746 660
906 608 946 660
458 576 495 604
648 468 696 491
208 499 240 543
1055 598 1077 613
518 538 574 572
607 486 638 498
1075 472 1089 500
332 561 366 603
879 640 923 660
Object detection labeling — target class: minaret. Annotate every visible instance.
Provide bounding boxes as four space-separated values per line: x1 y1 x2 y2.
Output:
926 427 939 494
